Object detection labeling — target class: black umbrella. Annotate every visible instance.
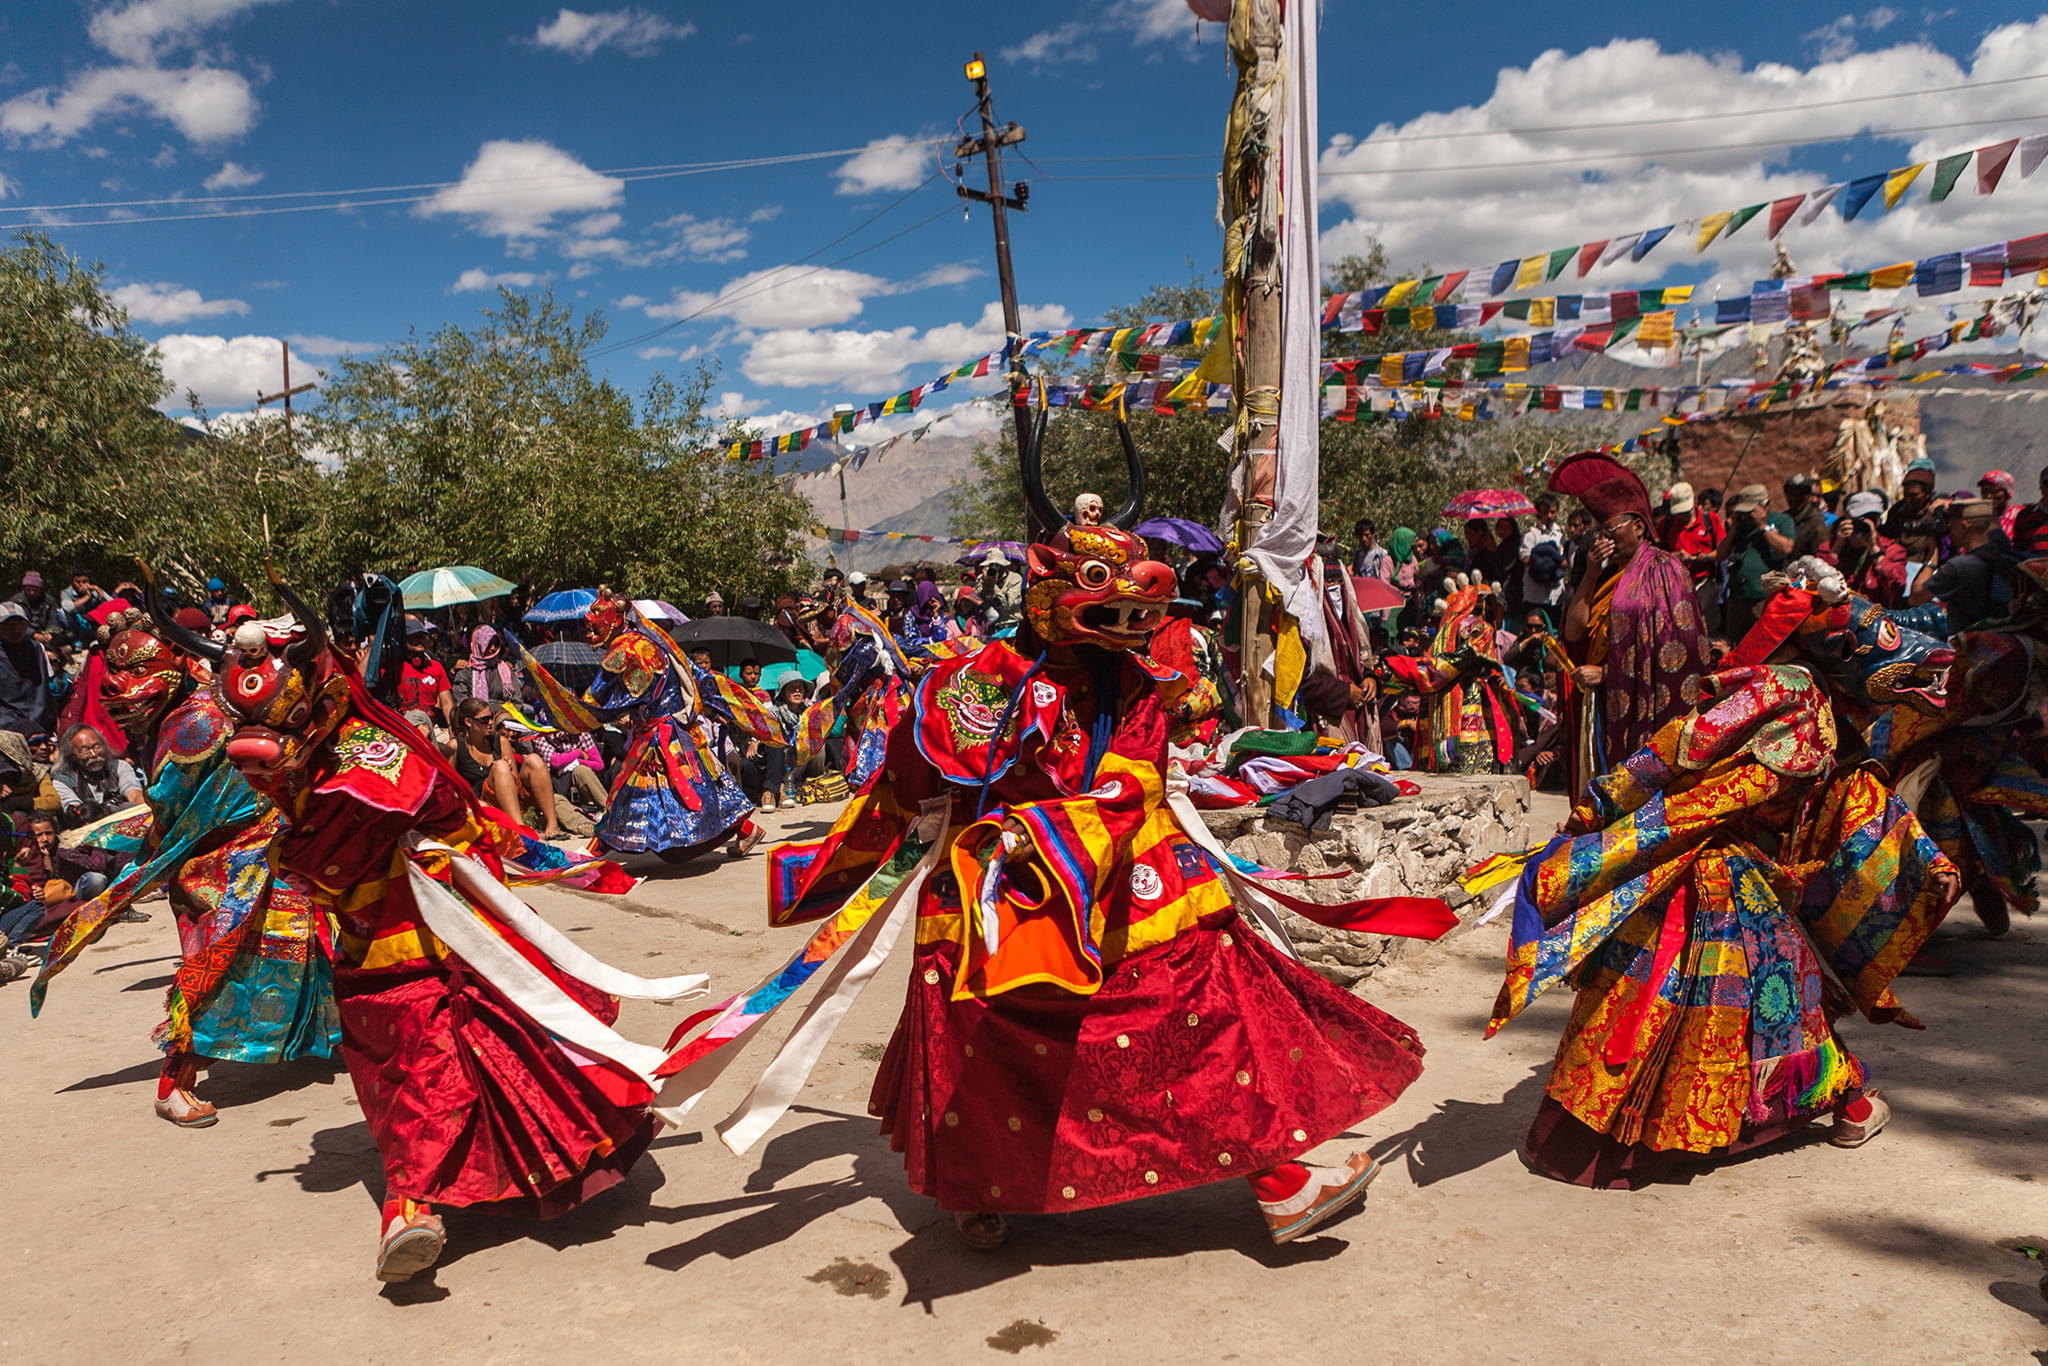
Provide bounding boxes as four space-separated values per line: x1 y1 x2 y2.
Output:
665 617 798 671
531 638 603 693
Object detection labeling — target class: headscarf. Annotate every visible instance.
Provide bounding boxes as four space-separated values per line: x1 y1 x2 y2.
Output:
1386 527 1418 565
468 624 516 702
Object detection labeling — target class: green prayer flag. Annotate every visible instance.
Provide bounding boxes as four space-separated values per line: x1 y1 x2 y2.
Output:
1623 388 1642 412
1929 152 1971 203
1724 203 1764 238
1610 314 1643 343
1545 247 1575 281
1638 288 1664 311
1834 271 1872 291
1503 299 1532 321
1473 340 1505 379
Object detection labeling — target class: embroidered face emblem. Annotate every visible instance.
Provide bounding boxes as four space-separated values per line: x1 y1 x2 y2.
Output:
1128 864 1163 902
1030 680 1058 708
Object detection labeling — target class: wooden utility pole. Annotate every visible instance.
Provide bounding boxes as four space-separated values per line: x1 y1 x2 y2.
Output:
1225 0 1285 726
255 339 314 457
954 52 1038 539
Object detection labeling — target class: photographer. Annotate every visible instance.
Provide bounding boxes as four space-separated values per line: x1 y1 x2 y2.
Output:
1716 484 1795 642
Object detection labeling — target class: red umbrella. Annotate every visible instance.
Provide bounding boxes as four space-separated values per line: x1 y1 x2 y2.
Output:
1350 576 1407 613
1442 488 1536 520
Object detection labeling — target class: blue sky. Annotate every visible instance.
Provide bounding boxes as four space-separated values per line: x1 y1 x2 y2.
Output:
4 1 2047 441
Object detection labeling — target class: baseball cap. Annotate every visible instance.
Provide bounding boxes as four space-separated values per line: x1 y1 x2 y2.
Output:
19 571 43 589
0 601 26 623
404 615 432 637
846 571 868 586
1843 490 1886 519
1902 457 1937 484
1726 483 1770 513
1666 481 1696 514
1979 469 2015 494
206 577 226 591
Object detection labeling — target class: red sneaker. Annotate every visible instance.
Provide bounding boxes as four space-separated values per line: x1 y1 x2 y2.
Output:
1260 1153 1381 1244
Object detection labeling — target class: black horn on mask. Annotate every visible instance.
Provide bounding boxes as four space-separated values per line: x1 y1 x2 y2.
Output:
265 560 329 666
137 559 226 663
1018 403 1063 541
1108 416 1146 530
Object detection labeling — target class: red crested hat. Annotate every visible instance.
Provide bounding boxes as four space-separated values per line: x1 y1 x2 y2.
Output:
1722 586 1817 668
1547 451 1653 528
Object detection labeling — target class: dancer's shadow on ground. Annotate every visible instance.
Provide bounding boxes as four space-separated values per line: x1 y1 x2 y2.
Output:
1368 1066 1548 1188
640 1106 1360 1313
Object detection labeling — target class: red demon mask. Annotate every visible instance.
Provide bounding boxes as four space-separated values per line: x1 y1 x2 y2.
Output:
148 565 347 789
99 616 190 735
585 589 627 648
1014 407 1173 650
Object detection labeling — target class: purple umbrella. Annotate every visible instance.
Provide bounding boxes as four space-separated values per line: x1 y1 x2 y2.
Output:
1442 488 1537 520
956 540 1026 566
1133 516 1225 556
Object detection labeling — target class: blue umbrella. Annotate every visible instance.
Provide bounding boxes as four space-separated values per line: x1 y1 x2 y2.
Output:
524 588 597 623
1133 516 1225 556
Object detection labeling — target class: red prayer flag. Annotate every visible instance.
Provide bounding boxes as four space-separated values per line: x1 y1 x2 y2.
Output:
1766 193 1805 240
1610 291 1640 322
2008 233 2048 275
1576 241 1607 278
1433 270 1468 303
1479 302 1503 325
1979 139 2019 196
1789 284 1830 321
1321 294 1345 327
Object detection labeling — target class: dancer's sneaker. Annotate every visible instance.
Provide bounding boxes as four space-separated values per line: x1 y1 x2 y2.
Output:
1830 1091 1891 1148
376 1203 445 1283
953 1211 1007 1251
729 824 764 859
1260 1153 1381 1244
153 1087 218 1127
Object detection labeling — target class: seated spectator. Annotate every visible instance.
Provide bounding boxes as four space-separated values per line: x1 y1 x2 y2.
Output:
11 811 114 933
8 571 60 649
524 724 611 815
451 699 563 839
0 601 53 736
51 724 144 826
397 618 455 735
59 568 109 621
0 728 61 822
204 578 235 627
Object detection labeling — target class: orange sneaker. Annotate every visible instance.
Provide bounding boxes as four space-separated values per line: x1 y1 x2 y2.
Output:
376 1201 445 1283
153 1087 218 1128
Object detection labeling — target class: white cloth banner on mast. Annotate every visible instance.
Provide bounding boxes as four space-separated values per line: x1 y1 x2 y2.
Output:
1245 0 1325 655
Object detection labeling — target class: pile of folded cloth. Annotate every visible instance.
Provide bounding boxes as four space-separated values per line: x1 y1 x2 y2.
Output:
1180 729 1416 829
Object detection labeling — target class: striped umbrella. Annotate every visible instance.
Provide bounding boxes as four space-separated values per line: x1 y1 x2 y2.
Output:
399 565 517 609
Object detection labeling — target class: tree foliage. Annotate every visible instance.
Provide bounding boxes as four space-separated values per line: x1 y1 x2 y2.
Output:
303 289 811 602
949 247 1568 545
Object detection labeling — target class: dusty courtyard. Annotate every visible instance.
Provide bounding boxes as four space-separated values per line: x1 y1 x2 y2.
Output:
5 795 2045 1365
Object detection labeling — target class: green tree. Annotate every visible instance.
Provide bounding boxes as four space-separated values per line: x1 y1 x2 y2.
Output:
304 289 812 602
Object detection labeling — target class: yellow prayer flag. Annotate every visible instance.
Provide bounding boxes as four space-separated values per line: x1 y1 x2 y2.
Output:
1164 371 1206 403
2039 265 2048 286
1638 310 1676 347
1108 327 1134 353
1502 383 1528 402
1663 284 1692 304
1380 353 1404 385
1528 297 1556 327
1408 306 1434 330
1382 279 1418 308
1503 336 1530 372
1513 254 1545 290
1870 262 1913 289
1695 211 1733 251
1883 163 1926 211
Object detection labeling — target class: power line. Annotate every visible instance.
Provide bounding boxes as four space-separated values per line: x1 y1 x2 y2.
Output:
588 177 951 358
1029 114 2048 181
0 140 949 219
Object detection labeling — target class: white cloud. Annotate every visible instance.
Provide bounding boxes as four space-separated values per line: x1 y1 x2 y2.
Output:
1 64 257 145
1005 0 1203 67
740 300 1072 391
572 211 622 236
419 139 624 238
1 0 277 147
1316 22 2048 296
530 8 695 58
834 135 934 196
646 265 894 329
656 211 751 262
1807 8 1902 62
450 267 546 293
1002 22 1097 65
111 279 249 324
747 203 783 223
202 159 262 190
153 332 310 411
87 0 285 63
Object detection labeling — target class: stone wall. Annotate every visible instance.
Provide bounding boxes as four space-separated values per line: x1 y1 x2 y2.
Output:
1200 772 1531 987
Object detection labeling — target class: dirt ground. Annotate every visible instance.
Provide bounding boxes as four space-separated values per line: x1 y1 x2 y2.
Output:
4 793 2045 1365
